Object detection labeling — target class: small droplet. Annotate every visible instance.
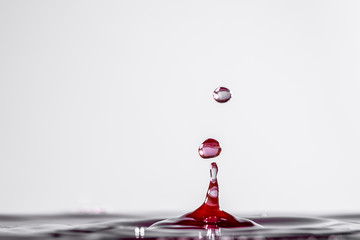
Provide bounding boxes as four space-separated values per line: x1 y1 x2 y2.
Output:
213 87 231 103
199 138 222 159
210 162 218 181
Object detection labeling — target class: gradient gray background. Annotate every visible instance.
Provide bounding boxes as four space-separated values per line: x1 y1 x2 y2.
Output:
1 1 360 215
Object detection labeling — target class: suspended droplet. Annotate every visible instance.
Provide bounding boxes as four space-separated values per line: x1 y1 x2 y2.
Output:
199 138 222 159
213 87 231 103
210 162 218 182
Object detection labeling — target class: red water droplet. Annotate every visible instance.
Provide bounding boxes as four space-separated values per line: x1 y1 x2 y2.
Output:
213 87 231 103
199 138 222 159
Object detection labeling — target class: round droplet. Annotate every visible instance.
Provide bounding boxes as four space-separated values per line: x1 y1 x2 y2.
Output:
213 87 231 103
199 138 222 159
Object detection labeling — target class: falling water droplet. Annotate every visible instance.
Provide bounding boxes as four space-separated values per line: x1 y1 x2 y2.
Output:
213 87 231 103
210 162 218 182
199 138 222 159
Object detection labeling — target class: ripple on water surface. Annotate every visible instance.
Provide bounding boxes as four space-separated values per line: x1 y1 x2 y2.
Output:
1 213 360 239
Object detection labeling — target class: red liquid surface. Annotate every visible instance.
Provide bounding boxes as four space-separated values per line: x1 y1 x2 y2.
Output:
198 138 222 159
151 163 255 229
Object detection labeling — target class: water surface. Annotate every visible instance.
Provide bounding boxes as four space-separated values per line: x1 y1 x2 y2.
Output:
1 213 360 239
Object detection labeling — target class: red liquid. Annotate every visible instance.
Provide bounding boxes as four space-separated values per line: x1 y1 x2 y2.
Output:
151 89 255 229
151 163 255 229
213 87 232 103
198 138 222 159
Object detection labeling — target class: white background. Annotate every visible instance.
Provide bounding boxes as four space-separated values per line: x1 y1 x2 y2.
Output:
0 0 360 215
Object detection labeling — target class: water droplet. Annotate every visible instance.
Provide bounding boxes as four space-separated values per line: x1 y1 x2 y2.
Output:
210 162 218 181
199 139 222 159
213 87 231 103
